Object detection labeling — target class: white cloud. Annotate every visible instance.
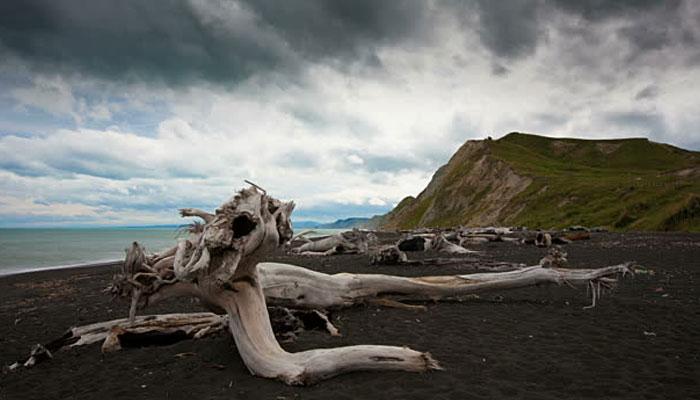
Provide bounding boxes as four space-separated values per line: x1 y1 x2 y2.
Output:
10 75 122 126
12 76 79 121
346 154 364 165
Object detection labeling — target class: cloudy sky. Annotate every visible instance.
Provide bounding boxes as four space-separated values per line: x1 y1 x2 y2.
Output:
1 0 699 227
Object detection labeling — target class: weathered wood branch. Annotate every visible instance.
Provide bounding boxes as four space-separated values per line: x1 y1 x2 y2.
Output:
257 262 632 309
13 313 226 370
16 308 342 370
179 208 215 223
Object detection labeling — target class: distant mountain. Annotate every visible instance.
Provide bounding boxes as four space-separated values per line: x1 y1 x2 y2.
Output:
381 132 700 231
293 217 379 230
318 217 374 229
293 220 324 229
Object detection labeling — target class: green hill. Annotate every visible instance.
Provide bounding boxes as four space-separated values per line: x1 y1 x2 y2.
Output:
381 133 700 231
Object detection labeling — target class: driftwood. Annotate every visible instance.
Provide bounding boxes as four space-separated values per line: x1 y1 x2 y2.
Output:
428 234 475 254
429 226 594 249
110 187 630 384
13 313 226 370
370 245 409 265
291 229 376 256
535 232 553 247
134 251 620 311
16 309 342 369
539 247 569 269
396 234 474 254
369 245 522 271
109 187 441 385
22 187 633 385
397 235 430 251
257 262 631 309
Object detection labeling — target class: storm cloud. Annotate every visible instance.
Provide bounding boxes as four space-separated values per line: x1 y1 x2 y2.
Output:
0 0 433 85
1 0 695 85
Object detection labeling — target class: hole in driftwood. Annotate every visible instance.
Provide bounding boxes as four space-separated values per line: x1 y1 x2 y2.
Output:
397 236 427 251
232 215 256 238
293 310 330 332
44 330 80 353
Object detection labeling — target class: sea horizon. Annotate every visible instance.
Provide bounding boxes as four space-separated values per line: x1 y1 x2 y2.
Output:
0 227 344 277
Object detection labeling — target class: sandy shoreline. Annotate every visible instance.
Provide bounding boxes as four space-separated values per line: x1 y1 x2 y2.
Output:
1 232 699 399
0 260 123 279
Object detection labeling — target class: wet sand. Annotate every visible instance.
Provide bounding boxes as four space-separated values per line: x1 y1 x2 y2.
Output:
1 232 699 399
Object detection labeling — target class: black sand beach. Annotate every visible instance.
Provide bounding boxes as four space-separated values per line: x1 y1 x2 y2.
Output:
1 232 699 399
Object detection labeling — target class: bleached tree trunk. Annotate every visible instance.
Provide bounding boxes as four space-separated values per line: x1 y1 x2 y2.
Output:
142 260 629 311
110 186 440 385
219 270 438 385
257 262 630 309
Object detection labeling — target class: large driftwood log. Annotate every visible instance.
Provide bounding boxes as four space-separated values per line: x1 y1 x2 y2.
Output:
257 262 631 309
134 252 629 311
12 313 226 370
100 187 632 385
15 308 344 370
110 187 440 385
57 313 226 354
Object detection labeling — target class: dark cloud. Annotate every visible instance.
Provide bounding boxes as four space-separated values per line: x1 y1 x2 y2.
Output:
0 1 292 85
635 84 659 100
548 0 681 21
491 63 510 76
0 0 431 86
472 0 690 65
475 0 543 59
618 24 671 51
551 0 688 63
238 0 431 58
603 111 667 136
0 0 695 86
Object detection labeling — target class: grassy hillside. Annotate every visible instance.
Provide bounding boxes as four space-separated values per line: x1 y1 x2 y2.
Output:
382 133 700 231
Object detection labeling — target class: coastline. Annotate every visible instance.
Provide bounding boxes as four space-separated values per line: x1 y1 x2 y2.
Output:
0 260 123 279
0 227 348 279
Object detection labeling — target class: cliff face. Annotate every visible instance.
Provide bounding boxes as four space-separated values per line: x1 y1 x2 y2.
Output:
381 133 700 231
382 140 532 229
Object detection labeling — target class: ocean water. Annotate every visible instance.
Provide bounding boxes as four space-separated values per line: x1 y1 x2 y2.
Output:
0 227 344 276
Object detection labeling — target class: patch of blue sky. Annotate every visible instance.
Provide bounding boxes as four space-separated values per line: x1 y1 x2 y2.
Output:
293 202 391 223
